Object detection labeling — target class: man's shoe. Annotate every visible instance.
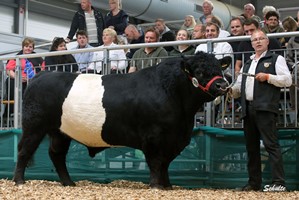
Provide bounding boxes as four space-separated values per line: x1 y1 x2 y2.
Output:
263 184 287 192
235 184 261 191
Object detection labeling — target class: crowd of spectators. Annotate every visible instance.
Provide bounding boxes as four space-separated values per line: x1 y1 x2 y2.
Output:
4 0 299 110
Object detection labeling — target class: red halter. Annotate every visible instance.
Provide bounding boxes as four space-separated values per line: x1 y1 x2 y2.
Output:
189 75 223 92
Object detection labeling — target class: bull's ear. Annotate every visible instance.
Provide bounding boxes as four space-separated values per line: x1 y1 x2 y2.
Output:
219 56 232 70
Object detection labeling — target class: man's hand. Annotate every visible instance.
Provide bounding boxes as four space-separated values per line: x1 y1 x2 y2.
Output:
255 73 269 82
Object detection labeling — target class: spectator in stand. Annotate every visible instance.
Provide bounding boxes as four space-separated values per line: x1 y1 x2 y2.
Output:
169 29 195 57
45 37 79 72
155 18 176 52
124 24 144 59
72 30 94 73
88 28 126 74
105 0 128 36
241 3 261 24
198 0 214 24
206 15 230 38
261 5 277 28
282 16 298 48
234 18 282 75
229 17 245 62
128 27 168 73
5 37 45 114
261 11 285 46
286 25 299 113
195 22 233 59
192 24 206 40
181 15 196 35
66 0 105 47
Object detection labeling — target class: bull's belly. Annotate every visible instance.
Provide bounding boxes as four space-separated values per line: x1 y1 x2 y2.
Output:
60 74 110 147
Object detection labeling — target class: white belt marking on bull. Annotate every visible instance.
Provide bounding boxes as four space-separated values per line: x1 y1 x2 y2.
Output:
60 74 110 147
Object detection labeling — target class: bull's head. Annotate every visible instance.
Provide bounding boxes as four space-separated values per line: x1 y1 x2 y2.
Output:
182 51 231 98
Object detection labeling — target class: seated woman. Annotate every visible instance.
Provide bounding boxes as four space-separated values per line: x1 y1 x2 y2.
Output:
169 29 195 57
45 37 78 72
88 28 127 74
5 37 44 113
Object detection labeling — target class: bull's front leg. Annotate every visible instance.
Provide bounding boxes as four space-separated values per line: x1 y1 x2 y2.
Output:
145 156 172 189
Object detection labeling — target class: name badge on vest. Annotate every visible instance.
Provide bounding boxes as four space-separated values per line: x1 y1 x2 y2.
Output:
264 62 270 68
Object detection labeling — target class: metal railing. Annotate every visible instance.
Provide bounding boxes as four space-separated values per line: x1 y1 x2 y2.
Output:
0 31 299 130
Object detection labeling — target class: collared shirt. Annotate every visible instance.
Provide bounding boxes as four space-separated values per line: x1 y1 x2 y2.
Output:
232 51 292 100
72 44 94 71
88 42 127 73
195 42 233 59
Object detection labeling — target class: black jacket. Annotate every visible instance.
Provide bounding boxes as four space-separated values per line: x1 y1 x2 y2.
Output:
45 51 78 72
67 6 105 45
240 52 280 118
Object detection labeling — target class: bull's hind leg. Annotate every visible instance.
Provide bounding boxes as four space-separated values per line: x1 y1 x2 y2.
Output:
13 129 46 185
48 132 74 186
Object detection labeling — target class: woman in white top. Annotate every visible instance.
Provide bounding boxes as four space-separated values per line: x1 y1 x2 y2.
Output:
88 28 127 74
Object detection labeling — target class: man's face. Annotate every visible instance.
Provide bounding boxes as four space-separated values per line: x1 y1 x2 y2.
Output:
77 34 88 48
202 3 213 15
244 24 258 35
205 24 219 39
230 20 244 36
266 16 279 29
144 31 158 43
251 31 269 53
192 25 205 39
81 0 90 11
124 28 134 41
155 21 164 34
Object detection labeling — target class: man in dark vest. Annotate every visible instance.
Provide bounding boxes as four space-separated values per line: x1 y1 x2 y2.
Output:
230 30 291 192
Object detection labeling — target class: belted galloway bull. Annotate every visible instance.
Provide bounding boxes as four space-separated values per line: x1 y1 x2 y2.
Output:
13 52 230 189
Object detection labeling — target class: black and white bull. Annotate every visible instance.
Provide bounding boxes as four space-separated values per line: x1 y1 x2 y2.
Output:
13 52 230 189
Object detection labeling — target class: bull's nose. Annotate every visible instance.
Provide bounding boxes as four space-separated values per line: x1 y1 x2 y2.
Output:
216 81 229 90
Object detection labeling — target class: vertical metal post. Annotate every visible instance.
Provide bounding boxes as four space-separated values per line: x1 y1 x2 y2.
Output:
103 49 111 74
205 41 214 126
14 57 22 129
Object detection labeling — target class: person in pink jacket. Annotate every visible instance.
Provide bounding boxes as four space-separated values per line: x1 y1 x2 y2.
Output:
5 37 44 114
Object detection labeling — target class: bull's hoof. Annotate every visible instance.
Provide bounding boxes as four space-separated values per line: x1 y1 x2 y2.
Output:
62 181 76 187
13 179 25 185
150 183 173 190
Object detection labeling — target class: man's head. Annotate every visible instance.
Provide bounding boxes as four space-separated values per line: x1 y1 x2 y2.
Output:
230 17 244 36
124 24 139 41
265 11 280 29
202 0 213 16
206 15 223 29
144 27 160 43
192 24 206 39
155 18 166 34
81 0 92 11
76 30 89 48
262 5 276 18
251 30 269 54
243 18 259 35
243 3 255 18
205 22 219 39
